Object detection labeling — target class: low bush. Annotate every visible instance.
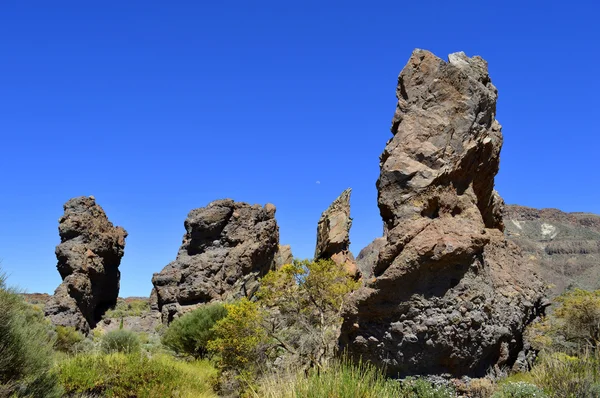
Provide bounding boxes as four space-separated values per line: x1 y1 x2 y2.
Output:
530 351 600 398
101 329 141 354
58 352 217 398
492 381 547 397
0 272 62 397
399 377 456 398
162 302 227 359
54 325 85 354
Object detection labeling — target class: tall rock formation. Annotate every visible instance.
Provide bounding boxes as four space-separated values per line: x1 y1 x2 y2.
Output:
151 199 279 323
45 196 127 334
340 50 547 377
505 205 600 296
314 188 358 277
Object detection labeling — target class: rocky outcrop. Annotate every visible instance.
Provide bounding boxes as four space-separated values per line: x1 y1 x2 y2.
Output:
340 50 547 377
314 188 358 277
505 205 600 296
273 244 294 269
45 196 127 334
151 199 279 323
355 237 386 279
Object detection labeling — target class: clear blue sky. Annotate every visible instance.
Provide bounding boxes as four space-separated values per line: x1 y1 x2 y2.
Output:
1 1 598 297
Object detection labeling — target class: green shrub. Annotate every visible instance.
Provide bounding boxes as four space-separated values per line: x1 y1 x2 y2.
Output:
530 352 600 398
54 325 85 354
492 381 547 398
208 298 267 380
399 377 456 398
0 272 62 397
162 302 227 359
58 352 217 398
101 329 141 354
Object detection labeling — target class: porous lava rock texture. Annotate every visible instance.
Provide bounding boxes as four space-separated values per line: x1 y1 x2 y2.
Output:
151 199 279 323
339 50 547 377
505 205 600 296
45 196 127 334
314 188 359 277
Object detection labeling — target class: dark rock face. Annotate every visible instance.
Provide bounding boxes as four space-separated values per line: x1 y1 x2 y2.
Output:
45 196 127 334
340 50 546 377
505 205 600 296
151 199 279 323
314 188 358 277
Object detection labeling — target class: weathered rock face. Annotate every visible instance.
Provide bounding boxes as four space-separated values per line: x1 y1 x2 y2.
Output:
340 50 547 377
355 237 386 279
505 205 600 296
45 196 127 334
273 244 294 269
151 199 279 323
314 188 358 277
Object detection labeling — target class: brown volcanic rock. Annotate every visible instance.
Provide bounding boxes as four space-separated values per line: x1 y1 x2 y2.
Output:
314 188 358 277
273 244 294 269
355 237 386 279
45 196 127 334
339 50 546 377
505 205 600 295
151 199 279 323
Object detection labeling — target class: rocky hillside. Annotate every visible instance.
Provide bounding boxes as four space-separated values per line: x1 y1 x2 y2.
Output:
505 205 600 296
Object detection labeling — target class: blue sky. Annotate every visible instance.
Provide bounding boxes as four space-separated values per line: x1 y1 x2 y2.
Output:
0 1 598 297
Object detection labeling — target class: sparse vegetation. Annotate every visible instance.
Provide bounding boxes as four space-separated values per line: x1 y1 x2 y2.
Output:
491 381 547 397
9 257 600 398
104 298 150 318
258 359 458 398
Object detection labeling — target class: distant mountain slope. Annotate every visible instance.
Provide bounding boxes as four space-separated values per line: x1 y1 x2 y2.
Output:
504 205 600 296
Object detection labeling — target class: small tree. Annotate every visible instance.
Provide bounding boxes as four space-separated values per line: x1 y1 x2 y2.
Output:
162 302 227 359
257 259 359 368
